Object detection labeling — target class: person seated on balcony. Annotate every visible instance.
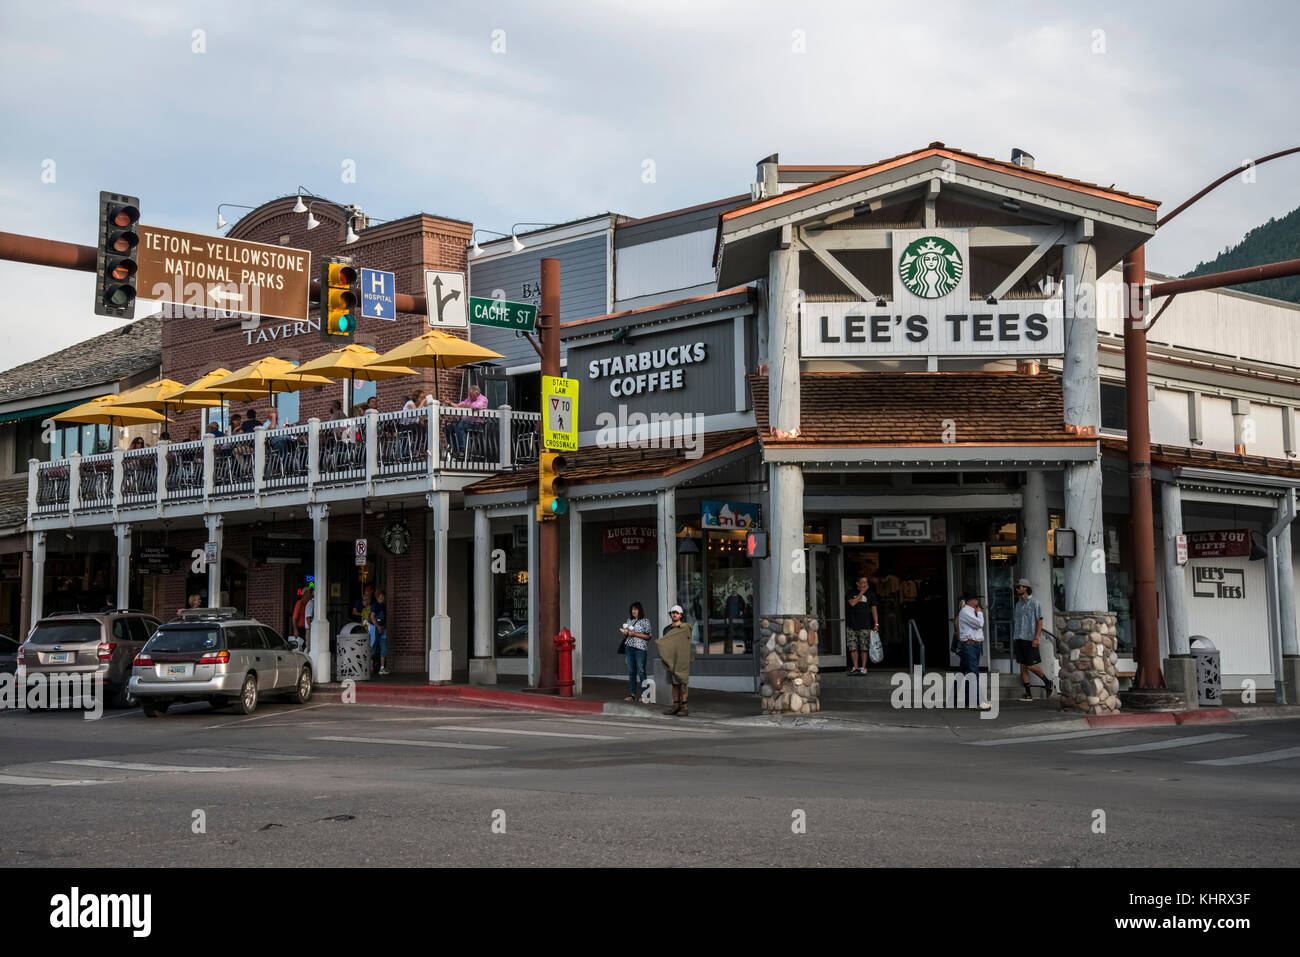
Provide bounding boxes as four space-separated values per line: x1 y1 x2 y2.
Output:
205 421 223 439
240 409 260 434
445 384 488 455
129 436 146 450
186 426 201 442
328 399 345 420
366 395 379 414
227 412 241 434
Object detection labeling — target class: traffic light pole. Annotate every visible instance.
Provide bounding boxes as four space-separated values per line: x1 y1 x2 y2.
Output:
537 258 561 691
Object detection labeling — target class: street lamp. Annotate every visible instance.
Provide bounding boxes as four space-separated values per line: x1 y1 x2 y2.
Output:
215 203 254 230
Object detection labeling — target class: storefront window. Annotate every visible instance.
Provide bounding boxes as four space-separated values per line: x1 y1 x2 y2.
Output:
492 529 529 657
277 361 300 425
675 523 753 656
351 378 376 412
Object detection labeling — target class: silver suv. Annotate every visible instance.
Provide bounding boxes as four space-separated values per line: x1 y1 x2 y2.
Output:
129 609 312 717
20 611 161 708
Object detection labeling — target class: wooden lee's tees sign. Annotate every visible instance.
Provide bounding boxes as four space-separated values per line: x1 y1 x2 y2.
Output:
137 224 312 323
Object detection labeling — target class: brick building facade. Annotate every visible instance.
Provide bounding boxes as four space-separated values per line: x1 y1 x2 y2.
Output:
151 196 471 673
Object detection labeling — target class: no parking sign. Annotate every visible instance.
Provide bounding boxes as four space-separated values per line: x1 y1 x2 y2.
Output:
355 538 368 566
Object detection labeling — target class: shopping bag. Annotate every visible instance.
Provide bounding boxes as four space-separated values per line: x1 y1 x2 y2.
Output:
868 628 884 664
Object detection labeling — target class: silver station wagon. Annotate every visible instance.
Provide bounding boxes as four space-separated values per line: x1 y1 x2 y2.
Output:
129 608 312 716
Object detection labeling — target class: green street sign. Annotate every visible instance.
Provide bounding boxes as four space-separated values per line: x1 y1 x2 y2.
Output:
468 296 538 331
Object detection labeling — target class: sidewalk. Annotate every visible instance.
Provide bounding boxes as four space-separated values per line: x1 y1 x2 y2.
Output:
313 674 1299 734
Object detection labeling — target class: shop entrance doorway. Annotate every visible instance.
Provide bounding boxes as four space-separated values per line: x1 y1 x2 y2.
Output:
844 545 949 668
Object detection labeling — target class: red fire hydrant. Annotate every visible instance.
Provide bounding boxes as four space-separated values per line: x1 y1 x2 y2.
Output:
554 628 575 698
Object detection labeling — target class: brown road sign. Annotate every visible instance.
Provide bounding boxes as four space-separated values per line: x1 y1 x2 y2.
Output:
137 224 312 323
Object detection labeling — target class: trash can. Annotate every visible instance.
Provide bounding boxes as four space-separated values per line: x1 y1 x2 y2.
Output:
1189 636 1221 706
335 623 372 682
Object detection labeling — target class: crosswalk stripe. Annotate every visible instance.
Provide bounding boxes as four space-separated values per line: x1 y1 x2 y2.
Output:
313 735 502 751
1192 746 1300 767
0 774 115 787
54 759 248 773
555 718 725 735
429 724 618 741
1072 732 1243 755
182 748 316 761
970 729 1140 746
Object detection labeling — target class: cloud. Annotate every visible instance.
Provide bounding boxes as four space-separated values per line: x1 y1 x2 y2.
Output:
2 0 1298 369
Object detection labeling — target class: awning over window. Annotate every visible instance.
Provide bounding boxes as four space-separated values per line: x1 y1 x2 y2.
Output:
0 400 81 426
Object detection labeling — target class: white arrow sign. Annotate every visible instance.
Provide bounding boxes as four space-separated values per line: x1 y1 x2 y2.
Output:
208 286 243 303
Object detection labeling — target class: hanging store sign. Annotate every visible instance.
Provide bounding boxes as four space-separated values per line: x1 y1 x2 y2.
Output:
872 516 932 542
1187 529 1252 559
585 341 709 397
252 537 313 565
701 501 761 530
603 524 657 553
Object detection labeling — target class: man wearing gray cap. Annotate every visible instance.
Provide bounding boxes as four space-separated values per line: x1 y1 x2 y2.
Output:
1013 578 1053 701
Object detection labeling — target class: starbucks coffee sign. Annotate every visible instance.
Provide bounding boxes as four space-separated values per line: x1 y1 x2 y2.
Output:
801 228 1064 359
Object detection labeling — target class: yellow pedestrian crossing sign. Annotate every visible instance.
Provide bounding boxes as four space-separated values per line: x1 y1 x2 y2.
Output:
543 375 578 452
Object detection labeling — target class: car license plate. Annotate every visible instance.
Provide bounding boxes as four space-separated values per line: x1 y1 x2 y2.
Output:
49 652 69 663
167 665 187 675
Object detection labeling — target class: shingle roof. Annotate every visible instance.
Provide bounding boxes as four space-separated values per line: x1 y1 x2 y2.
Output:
0 477 29 529
465 428 759 496
751 372 1090 447
1101 437 1300 480
0 313 163 405
723 143 1159 222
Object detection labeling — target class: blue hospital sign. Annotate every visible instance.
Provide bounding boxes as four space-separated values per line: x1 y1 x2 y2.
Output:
360 268 396 321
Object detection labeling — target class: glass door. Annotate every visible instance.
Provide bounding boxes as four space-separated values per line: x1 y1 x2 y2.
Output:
951 543 987 668
806 545 843 666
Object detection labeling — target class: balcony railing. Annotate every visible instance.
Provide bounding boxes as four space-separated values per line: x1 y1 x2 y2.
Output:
28 402 541 521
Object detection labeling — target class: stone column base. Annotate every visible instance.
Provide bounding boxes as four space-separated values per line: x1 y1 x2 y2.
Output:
468 658 498 685
759 615 820 714
1162 655 1198 710
1055 610 1121 715
1281 655 1300 707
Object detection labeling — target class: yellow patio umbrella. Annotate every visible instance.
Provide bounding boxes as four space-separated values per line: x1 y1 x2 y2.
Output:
168 368 235 403
367 330 503 400
206 357 335 405
292 344 417 382
112 378 224 413
52 395 170 428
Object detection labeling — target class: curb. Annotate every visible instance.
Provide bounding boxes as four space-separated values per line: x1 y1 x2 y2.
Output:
318 684 604 716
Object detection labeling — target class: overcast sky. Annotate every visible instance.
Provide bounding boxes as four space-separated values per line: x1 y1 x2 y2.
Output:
2 0 1297 369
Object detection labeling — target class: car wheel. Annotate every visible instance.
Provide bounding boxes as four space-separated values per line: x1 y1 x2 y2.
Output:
230 674 258 715
285 666 312 704
141 700 167 718
111 684 137 709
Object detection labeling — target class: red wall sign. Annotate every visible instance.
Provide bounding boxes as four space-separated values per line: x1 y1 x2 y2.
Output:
604 524 657 553
1187 529 1251 559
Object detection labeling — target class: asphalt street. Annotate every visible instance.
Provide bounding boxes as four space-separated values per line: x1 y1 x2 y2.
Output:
1 701 1296 867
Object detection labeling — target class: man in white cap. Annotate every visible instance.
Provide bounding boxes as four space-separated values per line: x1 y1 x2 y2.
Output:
1012 578 1053 701
657 605 693 716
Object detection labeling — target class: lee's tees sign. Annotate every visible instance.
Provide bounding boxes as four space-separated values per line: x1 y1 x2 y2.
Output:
137 225 312 324
800 228 1064 359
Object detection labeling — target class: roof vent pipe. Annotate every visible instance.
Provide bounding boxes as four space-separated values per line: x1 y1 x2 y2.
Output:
1010 148 1035 169
753 153 779 200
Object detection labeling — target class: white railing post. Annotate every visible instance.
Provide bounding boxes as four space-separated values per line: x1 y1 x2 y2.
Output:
307 417 320 493
428 398 440 476
69 452 81 515
112 447 125 509
498 405 513 470
254 427 266 501
156 441 169 513
27 458 38 514
203 435 215 503
365 409 378 491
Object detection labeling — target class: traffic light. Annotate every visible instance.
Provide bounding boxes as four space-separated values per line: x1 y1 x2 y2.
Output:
95 190 140 319
537 451 568 521
746 530 768 559
320 258 358 341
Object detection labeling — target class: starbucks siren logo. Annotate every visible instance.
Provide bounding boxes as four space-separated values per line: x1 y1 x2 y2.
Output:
899 236 964 299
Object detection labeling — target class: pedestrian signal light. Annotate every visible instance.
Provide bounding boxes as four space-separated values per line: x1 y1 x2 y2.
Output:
95 190 140 319
538 451 568 521
746 530 768 559
321 259 358 341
